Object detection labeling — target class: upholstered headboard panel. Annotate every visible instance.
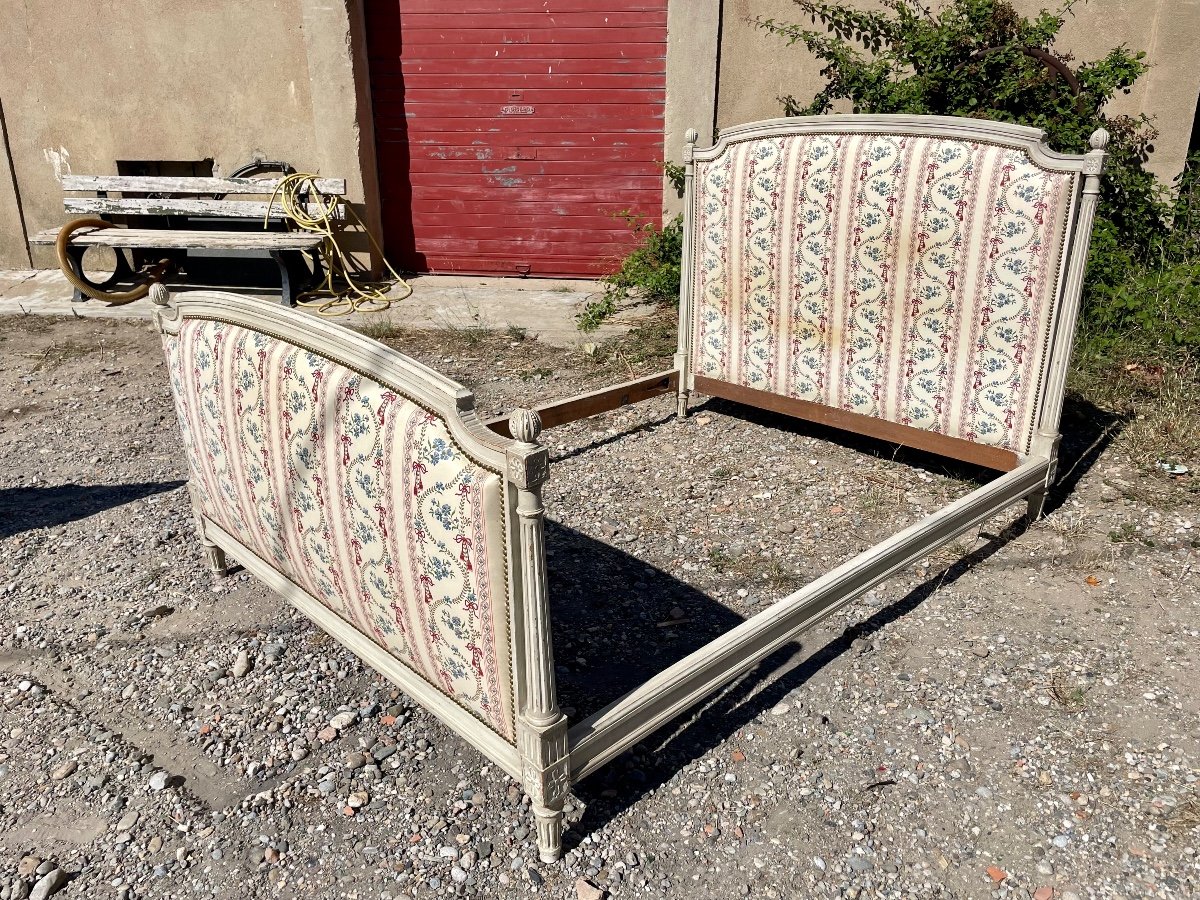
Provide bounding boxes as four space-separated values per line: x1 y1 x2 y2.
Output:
163 319 515 741
688 119 1086 456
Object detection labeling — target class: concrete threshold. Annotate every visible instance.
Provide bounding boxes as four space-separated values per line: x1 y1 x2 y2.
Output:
0 270 635 348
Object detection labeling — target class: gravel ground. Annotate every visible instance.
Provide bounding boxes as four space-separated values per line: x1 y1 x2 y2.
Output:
1 312 1198 900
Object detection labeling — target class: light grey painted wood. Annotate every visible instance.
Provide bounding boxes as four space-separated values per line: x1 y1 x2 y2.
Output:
566 458 1051 780
673 128 699 415
64 197 339 220
1030 128 1109 464
62 175 346 195
505 410 569 863
692 114 1093 173
30 227 324 249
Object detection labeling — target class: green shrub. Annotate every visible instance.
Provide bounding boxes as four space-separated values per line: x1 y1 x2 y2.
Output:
578 213 683 333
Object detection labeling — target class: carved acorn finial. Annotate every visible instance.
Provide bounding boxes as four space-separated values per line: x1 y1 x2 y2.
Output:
1088 127 1110 151
508 407 542 443
149 282 171 306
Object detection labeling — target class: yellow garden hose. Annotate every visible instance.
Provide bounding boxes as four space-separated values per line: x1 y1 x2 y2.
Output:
265 174 411 316
55 218 172 305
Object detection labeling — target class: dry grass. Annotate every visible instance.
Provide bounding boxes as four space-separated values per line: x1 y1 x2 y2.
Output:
1069 344 1200 470
1171 796 1200 833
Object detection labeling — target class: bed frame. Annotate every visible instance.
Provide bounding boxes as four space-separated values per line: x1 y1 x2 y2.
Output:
153 115 1107 864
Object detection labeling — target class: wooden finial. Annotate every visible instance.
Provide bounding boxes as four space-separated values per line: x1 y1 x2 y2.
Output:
685 128 698 145
508 407 542 443
149 282 170 306
1089 127 1110 151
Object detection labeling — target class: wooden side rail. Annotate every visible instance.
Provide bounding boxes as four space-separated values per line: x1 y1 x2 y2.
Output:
486 369 678 437
693 375 1020 472
566 456 1050 780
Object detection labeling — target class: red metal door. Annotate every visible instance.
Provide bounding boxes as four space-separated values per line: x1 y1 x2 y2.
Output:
365 0 667 277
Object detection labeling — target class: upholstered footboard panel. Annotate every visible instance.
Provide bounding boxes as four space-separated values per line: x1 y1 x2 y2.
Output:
161 316 515 742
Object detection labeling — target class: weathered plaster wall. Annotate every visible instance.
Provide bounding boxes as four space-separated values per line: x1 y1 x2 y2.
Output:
663 0 722 218
0 98 32 268
711 0 1200 181
0 0 376 270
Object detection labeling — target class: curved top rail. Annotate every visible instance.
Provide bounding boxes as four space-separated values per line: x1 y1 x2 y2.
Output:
692 114 1106 174
152 288 519 475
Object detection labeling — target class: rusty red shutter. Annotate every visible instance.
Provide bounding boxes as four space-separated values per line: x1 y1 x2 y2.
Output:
365 0 667 277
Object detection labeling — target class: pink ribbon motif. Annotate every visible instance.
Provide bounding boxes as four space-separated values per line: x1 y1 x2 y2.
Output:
466 641 485 677
455 534 474 571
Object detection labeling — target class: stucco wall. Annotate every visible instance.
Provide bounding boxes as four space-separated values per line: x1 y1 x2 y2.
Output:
713 0 1200 181
0 0 376 270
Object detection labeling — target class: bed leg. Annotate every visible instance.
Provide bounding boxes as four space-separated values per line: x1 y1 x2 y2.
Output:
1026 439 1059 522
520 716 569 863
676 388 689 419
1025 488 1048 522
187 485 229 578
533 800 565 863
202 541 230 578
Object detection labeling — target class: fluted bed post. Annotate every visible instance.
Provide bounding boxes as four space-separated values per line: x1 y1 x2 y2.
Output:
1028 128 1108 520
674 128 699 419
506 408 570 863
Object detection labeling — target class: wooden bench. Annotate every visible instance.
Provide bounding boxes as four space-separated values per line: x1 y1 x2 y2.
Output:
29 175 346 305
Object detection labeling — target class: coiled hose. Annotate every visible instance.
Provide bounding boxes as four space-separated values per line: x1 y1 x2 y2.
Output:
55 218 172 305
265 174 411 316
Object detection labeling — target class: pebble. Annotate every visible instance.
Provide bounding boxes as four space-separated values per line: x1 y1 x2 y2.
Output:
232 650 251 678
329 711 358 731
28 869 68 900
49 760 77 781
16 858 40 878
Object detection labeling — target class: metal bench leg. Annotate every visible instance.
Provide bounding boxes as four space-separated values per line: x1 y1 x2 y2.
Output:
269 250 301 307
64 246 88 303
64 245 136 302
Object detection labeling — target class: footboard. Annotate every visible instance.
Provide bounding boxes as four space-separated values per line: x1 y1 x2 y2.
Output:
151 286 570 860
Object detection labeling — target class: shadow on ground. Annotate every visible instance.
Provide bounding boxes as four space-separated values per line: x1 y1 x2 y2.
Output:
555 398 1121 849
561 514 1030 851
0 480 185 540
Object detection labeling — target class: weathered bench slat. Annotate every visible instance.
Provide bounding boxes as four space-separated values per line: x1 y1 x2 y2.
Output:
29 227 325 250
64 197 338 220
61 175 347 195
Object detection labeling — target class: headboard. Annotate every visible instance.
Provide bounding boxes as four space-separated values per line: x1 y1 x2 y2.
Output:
678 115 1107 469
157 294 519 743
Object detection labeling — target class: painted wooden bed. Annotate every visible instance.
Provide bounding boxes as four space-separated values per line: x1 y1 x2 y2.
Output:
153 115 1107 864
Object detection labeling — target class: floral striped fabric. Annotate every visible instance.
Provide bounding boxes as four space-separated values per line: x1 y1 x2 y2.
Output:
691 132 1077 454
163 319 514 741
